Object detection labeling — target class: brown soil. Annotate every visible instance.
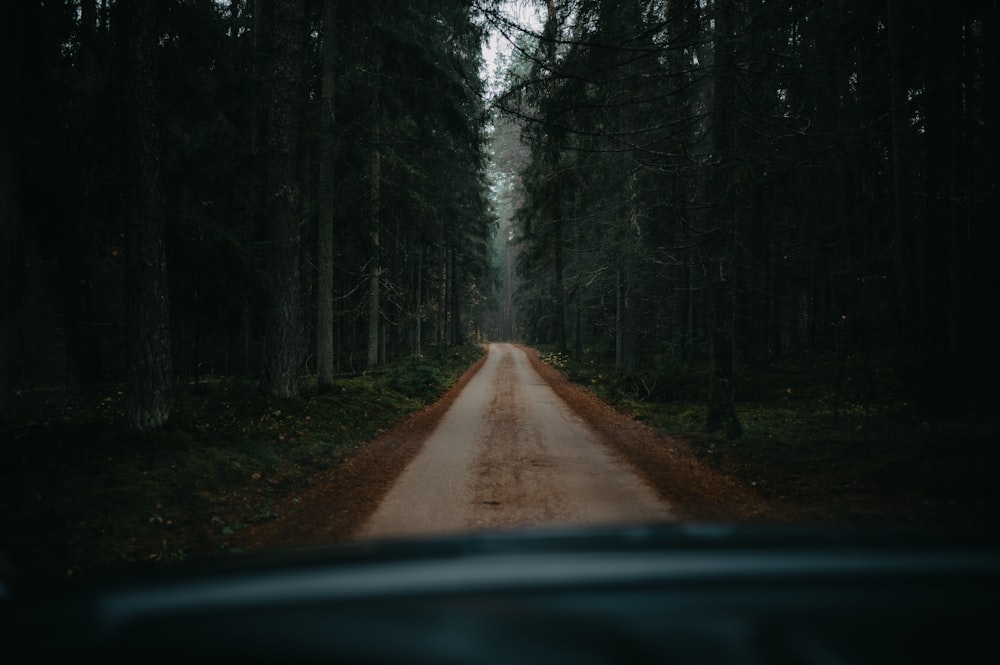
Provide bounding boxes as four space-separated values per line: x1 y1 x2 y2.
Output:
358 343 669 538
520 347 791 523
236 345 790 554
234 351 490 552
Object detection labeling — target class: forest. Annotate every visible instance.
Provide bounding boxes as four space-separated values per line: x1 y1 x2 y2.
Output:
1 0 496 431
1 0 999 578
490 0 999 435
2 0 998 432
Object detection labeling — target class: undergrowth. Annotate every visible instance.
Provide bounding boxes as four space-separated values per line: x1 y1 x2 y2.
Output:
0 344 484 580
539 345 1000 529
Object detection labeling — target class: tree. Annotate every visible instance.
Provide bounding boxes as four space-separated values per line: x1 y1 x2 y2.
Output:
543 0 568 355
0 0 510 406
0 91 16 427
704 0 741 437
886 0 919 394
257 0 305 398
119 0 173 431
367 74 382 369
316 0 338 389
0 2 21 426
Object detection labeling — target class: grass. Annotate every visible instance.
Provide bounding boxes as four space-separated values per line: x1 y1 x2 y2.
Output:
539 346 1000 529
0 344 484 580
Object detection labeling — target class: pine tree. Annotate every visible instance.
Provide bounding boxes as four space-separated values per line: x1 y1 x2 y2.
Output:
119 0 173 431
257 0 305 398
316 0 338 389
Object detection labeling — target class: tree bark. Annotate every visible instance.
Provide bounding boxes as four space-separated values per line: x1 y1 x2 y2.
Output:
316 0 337 390
545 0 567 355
367 59 382 368
705 0 741 438
886 0 919 391
119 0 172 431
503 221 514 340
1 4 21 425
615 266 625 371
258 0 305 398
918 0 959 405
0 97 17 425
451 247 463 345
414 247 422 355
553 211 566 353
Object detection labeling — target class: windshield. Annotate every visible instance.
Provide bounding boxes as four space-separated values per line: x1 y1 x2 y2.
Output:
1 0 997 582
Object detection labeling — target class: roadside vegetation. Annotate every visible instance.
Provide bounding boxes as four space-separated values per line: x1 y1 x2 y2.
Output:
538 347 1000 531
0 346 484 581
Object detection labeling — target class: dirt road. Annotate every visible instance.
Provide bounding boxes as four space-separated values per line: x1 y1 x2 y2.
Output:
360 343 672 538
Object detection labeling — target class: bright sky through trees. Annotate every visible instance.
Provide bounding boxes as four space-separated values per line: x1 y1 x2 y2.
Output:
481 0 543 96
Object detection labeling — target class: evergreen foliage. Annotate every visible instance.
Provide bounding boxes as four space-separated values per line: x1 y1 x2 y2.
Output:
489 0 999 428
1 0 497 427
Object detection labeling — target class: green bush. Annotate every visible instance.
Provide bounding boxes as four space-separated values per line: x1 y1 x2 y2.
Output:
385 357 447 400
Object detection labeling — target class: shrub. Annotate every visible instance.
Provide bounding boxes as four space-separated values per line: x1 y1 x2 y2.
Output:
384 357 447 400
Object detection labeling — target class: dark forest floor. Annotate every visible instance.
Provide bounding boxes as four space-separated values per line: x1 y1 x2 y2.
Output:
2 344 997 583
0 346 484 581
541 347 1000 532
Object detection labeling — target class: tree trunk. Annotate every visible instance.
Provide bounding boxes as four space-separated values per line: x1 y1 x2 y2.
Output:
316 0 337 390
503 222 514 340
545 0 567 355
553 213 566 353
886 0 919 391
574 300 582 362
119 0 172 431
0 100 17 425
705 0 741 438
439 226 448 349
615 266 625 370
451 247 462 345
367 62 381 368
0 4 23 425
414 247 423 355
258 0 305 398
918 1 959 405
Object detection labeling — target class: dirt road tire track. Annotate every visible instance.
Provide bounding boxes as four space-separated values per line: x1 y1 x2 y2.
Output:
360 344 670 538
520 347 776 522
235 350 490 552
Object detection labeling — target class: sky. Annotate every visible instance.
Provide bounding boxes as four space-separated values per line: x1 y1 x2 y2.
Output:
481 1 544 95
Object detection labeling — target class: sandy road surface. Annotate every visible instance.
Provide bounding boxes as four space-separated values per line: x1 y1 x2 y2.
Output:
360 343 672 538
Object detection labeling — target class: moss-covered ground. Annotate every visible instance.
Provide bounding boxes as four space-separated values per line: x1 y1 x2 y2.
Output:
539 347 1000 530
0 345 484 581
